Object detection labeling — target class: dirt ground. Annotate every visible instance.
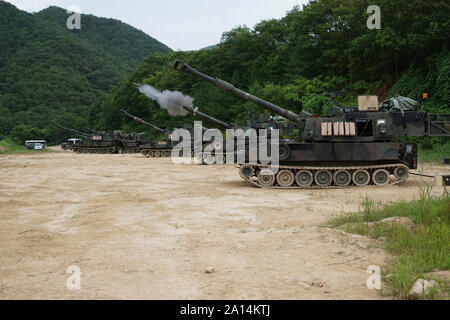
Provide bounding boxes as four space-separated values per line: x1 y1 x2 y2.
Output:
0 150 448 300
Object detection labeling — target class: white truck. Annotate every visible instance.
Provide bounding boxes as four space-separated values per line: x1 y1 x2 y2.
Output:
25 140 47 150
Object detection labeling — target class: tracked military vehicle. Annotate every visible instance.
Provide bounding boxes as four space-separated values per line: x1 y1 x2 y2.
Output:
120 110 178 157
122 107 230 161
182 105 290 164
125 132 154 153
173 60 450 188
58 125 122 154
86 127 152 154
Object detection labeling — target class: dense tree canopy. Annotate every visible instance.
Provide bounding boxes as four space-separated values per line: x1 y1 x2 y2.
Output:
93 0 449 141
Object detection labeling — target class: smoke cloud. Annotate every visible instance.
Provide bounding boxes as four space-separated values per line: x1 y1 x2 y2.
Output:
138 84 192 117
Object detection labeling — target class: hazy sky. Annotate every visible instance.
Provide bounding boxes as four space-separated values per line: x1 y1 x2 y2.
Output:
5 0 308 50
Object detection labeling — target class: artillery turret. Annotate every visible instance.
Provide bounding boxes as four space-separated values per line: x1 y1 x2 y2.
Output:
173 60 450 188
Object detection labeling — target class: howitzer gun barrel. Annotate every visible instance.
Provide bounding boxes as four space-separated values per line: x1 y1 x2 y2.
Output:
173 60 300 122
87 128 101 134
57 125 91 138
182 105 234 129
120 109 167 134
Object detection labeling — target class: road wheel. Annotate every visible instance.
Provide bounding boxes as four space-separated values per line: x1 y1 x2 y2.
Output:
315 170 333 187
239 166 254 179
295 170 313 187
394 166 409 180
276 170 295 187
333 170 352 186
373 169 390 186
352 170 370 186
258 169 276 187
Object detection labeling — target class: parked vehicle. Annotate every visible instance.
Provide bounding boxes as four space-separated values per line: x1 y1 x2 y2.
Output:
25 140 47 150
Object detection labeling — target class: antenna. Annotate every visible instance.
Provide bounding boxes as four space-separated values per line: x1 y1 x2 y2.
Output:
349 27 352 97
395 51 398 80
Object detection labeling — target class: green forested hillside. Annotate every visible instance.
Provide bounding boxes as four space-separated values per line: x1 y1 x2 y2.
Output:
37 6 170 73
2 0 449 147
0 2 171 143
93 0 449 145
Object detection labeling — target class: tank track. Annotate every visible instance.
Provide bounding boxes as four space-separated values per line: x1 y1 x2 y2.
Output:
73 147 117 154
142 149 174 158
239 163 410 189
120 148 140 154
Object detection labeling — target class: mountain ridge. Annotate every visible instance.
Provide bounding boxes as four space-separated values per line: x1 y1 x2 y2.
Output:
0 2 171 143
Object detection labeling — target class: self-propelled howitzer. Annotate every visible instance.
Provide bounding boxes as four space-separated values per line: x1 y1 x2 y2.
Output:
120 109 176 157
57 125 120 154
173 60 450 188
182 105 285 163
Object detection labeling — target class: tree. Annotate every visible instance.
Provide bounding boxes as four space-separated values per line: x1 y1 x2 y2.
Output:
9 125 45 144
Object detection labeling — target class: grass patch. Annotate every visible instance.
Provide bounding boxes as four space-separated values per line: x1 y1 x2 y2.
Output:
0 139 53 154
328 184 450 299
418 142 450 163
